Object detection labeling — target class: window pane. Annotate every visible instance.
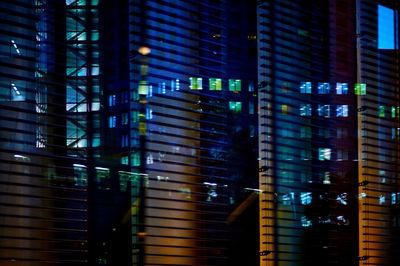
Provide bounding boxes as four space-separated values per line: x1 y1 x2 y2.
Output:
378 5 396 49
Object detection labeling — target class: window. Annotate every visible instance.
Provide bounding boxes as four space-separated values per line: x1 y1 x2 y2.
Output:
108 115 116 128
378 5 398 49
190 77 203 90
300 104 312 116
121 155 129 165
317 82 330 94
131 152 141 167
300 126 311 138
248 81 254 92
300 192 312 205
318 104 330 117
229 79 241 92
121 91 129 104
10 82 25 101
392 106 396 118
337 149 348 161
121 112 128 125
355 83 366 95
121 134 129 147
379 106 385 117
336 105 348 117
336 82 348 94
209 78 222 91
300 149 312 160
229 101 242 113
139 80 148 95
318 148 331 161
281 104 288 115
146 108 153 120
249 101 255 114
337 127 348 138
108 94 116 106
300 81 311 94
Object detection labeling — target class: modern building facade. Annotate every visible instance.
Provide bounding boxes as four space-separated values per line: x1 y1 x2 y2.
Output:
258 0 400 265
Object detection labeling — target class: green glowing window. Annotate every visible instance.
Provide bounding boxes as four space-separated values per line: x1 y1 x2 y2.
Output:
355 83 366 95
229 79 241 92
209 78 222 91
121 155 129 165
138 80 148 95
131 152 141 167
229 101 242 113
391 106 396 118
190 77 203 90
132 111 139 123
281 104 288 115
379 106 385 117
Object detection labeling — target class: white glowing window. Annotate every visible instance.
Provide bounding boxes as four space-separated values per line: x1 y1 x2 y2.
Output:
300 192 312 205
336 82 348 94
318 148 331 161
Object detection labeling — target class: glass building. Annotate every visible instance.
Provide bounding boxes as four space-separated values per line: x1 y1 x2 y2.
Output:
258 0 400 265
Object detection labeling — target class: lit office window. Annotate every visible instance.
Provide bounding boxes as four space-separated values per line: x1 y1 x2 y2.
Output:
146 108 153 120
229 79 241 92
10 82 25 101
391 106 396 118
300 104 312 116
318 148 331 161
121 134 129 147
336 82 348 94
318 104 330 117
379 106 385 117
209 78 222 91
121 155 129 165
317 82 330 94
190 77 203 90
131 152 141 167
336 105 348 117
108 94 116 106
378 5 398 49
229 101 242 113
281 104 288 115
300 81 311 94
108 115 116 128
300 192 312 205
355 83 366 95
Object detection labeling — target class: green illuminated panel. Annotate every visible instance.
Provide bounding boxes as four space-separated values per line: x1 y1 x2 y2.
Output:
209 78 222 91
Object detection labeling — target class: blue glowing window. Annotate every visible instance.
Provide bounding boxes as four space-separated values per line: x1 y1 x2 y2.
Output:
317 82 330 94
378 5 398 49
336 105 348 117
300 81 311 94
108 115 116 128
300 104 312 116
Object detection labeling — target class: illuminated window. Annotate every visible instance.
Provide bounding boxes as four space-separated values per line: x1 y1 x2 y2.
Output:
300 192 312 205
131 152 141 167
248 81 254 92
336 105 348 117
146 108 153 120
336 82 348 94
229 79 241 92
379 106 385 117
10 82 25 101
318 104 330 117
281 104 288 115
121 155 129 165
132 111 139 123
108 94 116 106
300 104 312 116
108 115 116 128
249 101 255 114
190 77 203 90
138 80 148 95
318 148 331 161
209 78 222 91
337 149 348 161
300 126 311 138
392 106 396 118
300 81 311 94
229 101 242 113
317 82 330 94
355 83 366 95
378 5 398 49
